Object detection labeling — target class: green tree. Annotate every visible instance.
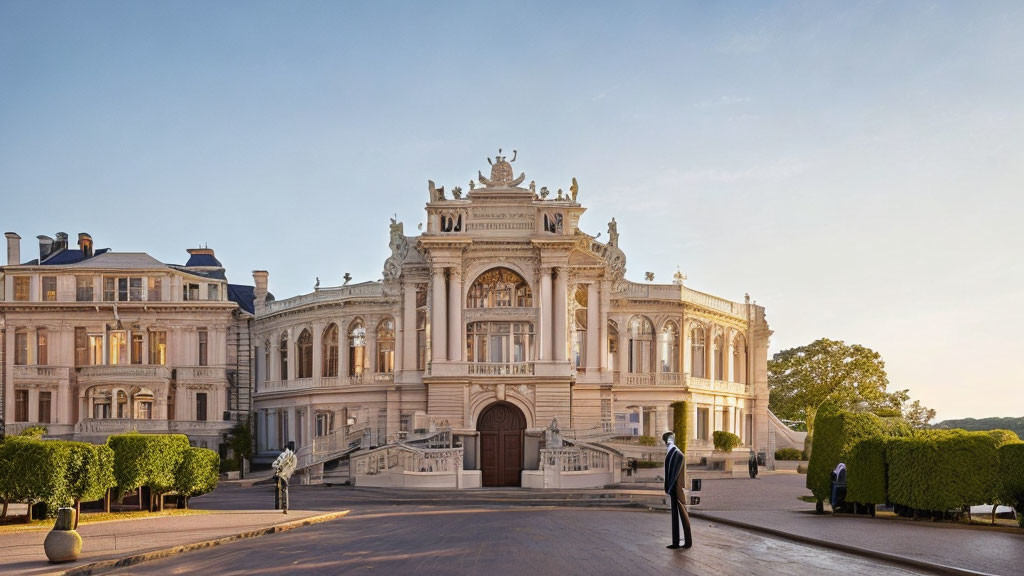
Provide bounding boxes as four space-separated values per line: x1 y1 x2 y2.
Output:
769 338 894 437
227 420 253 477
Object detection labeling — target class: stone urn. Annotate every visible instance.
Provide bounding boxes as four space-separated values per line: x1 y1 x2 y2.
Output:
43 507 82 563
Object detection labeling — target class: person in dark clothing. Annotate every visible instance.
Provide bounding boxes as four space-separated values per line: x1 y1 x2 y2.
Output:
663 431 693 549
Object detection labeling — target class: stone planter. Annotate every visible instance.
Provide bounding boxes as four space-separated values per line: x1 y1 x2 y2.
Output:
43 507 82 563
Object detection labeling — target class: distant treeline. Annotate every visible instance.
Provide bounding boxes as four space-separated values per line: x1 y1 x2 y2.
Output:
933 417 1024 438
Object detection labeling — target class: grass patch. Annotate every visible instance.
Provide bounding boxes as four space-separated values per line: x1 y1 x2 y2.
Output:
0 508 211 534
798 495 818 503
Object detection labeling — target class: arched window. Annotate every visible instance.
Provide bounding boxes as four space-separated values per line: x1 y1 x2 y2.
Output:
467 268 532 308
377 317 395 373
660 321 680 373
628 316 655 374
322 324 339 377
279 333 289 380
714 332 724 380
348 319 366 377
574 286 587 370
607 320 619 372
297 329 313 379
690 325 706 379
732 333 747 384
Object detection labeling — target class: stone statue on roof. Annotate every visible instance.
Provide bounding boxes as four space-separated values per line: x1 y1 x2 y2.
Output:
478 148 526 188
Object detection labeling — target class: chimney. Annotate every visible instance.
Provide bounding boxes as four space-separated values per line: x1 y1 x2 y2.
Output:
78 233 93 259
252 270 269 315
37 235 54 261
5 232 21 265
54 232 69 253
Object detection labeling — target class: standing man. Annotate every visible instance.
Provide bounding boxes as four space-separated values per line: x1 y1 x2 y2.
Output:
663 431 693 549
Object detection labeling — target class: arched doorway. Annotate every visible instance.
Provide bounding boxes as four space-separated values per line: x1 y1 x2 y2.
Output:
477 402 526 487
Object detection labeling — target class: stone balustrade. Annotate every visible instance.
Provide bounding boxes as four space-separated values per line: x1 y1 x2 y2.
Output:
264 283 386 314
13 365 72 381
78 365 173 382
257 373 396 395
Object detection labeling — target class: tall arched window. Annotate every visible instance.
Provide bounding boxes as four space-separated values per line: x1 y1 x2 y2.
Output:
377 317 395 373
279 333 289 380
348 319 366 376
714 332 724 380
628 316 655 374
467 267 532 308
732 333 747 384
322 324 339 377
690 325 706 379
297 329 313 379
660 321 680 373
607 320 619 372
573 286 587 370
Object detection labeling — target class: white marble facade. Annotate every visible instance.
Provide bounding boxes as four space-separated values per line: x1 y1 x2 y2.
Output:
252 152 772 484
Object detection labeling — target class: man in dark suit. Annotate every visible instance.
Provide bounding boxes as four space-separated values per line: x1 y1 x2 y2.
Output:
663 431 693 549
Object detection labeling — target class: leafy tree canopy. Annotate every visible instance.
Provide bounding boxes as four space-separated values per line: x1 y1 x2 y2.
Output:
768 338 931 434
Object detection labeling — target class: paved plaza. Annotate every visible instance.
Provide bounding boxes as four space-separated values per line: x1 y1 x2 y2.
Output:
105 506 925 576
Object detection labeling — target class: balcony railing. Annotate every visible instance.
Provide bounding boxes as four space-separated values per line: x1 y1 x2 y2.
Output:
78 365 173 381
687 376 748 395
12 365 72 381
75 418 231 434
258 372 396 394
613 372 749 394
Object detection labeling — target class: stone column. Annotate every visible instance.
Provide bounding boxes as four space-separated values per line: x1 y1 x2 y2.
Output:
431 268 448 363
599 282 609 371
539 267 552 361
365 322 377 376
553 267 567 362
312 322 323 384
394 310 404 374
448 268 462 362
725 332 734 383
586 283 599 371
403 286 417 371
286 328 296 381
287 407 297 445
339 320 351 378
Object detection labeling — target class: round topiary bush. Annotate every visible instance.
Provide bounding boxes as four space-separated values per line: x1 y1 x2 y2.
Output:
775 447 803 461
713 431 741 452
174 447 220 508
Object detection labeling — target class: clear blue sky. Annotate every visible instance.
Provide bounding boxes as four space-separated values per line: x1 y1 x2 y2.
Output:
2 1 1021 421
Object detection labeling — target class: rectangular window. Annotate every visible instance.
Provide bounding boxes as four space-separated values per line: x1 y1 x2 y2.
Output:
76 277 94 301
131 332 143 364
138 402 152 420
88 334 103 365
36 329 47 365
103 277 116 301
15 332 28 365
198 329 208 366
196 393 208 422
129 277 144 301
38 391 52 424
108 331 126 364
42 276 57 301
184 284 200 301
400 413 411 432
148 277 162 301
149 331 167 365
15 390 29 422
75 327 88 366
207 284 219 301
697 407 710 441
14 277 30 301
118 277 129 301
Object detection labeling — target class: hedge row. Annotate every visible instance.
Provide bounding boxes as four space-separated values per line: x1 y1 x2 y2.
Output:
806 403 912 501
0 433 219 518
999 443 1024 527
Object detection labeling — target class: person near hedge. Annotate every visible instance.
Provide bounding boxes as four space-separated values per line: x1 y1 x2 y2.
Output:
663 431 693 549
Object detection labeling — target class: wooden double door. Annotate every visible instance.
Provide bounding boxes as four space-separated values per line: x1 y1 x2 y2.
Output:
478 402 526 487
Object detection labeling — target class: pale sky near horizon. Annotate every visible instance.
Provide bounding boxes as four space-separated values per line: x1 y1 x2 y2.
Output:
2 1 1021 421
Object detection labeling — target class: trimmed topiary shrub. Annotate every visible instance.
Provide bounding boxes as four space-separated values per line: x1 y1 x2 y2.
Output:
845 437 889 507
65 442 116 525
0 437 71 518
174 447 220 508
713 431 741 452
637 435 657 446
887 430 1002 514
775 447 803 461
998 443 1024 528
108 433 189 509
806 404 912 503
985 429 1021 447
670 401 689 454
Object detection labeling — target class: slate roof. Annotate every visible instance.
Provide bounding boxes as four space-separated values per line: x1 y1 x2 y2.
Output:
61 252 168 269
185 253 223 267
228 284 256 315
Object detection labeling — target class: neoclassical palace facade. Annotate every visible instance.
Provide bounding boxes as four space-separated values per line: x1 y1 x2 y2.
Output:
0 233 253 450
251 153 772 487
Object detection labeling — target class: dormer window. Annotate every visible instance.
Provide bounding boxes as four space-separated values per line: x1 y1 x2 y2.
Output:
184 283 200 301
208 284 220 301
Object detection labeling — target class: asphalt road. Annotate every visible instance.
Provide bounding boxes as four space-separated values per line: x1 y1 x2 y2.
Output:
107 505 927 576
